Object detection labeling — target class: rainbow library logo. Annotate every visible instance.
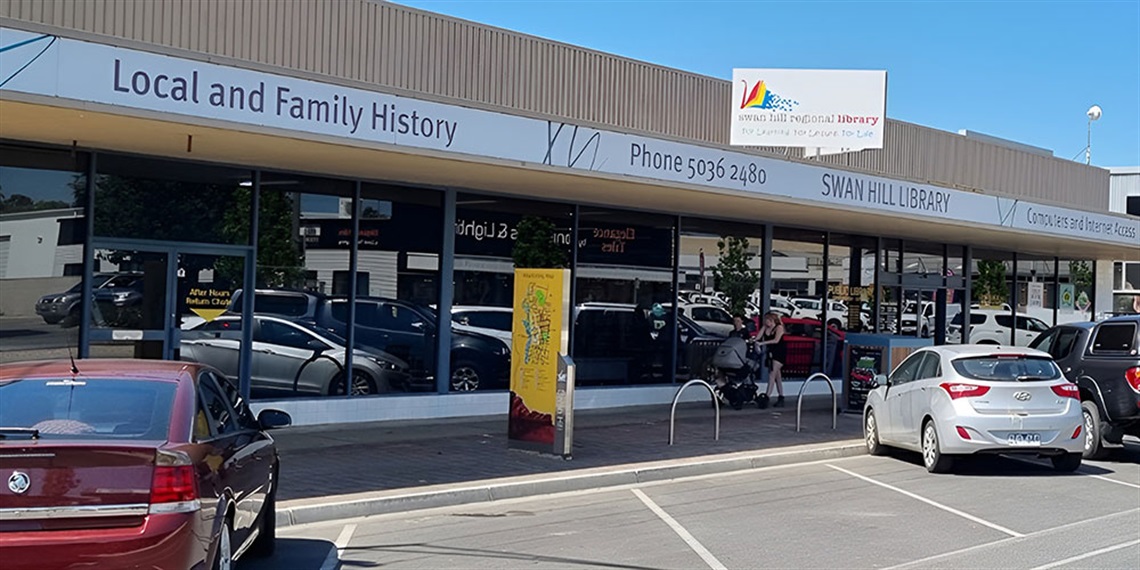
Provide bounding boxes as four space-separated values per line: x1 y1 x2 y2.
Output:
739 80 799 112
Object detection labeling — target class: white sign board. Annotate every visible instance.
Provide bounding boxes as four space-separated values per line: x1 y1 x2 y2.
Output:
730 69 887 149
1027 282 1045 309
2 28 1138 248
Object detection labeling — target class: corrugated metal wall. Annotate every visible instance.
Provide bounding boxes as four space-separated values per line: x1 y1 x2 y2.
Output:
0 0 1109 208
1109 171 1140 214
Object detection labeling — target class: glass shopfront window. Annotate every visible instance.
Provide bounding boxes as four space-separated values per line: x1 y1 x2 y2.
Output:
0 144 89 364
1058 258 1096 324
345 183 443 394
677 218 763 381
574 207 676 386
771 228 828 380
451 194 572 391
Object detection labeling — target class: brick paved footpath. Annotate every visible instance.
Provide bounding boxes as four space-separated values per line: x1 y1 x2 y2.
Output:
273 397 862 501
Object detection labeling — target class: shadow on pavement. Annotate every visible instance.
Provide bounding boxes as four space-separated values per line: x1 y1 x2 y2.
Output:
0 328 48 339
238 538 337 570
342 543 661 570
884 448 1123 476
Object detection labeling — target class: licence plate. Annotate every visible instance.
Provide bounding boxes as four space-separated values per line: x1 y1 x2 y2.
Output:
1007 433 1041 446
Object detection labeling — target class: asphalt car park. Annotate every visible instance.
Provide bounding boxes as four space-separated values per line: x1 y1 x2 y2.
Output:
243 441 1140 570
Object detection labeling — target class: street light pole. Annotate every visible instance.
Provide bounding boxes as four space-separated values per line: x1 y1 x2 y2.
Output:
1086 105 1102 165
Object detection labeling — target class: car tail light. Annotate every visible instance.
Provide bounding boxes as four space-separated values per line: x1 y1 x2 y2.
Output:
940 383 990 399
955 426 971 440
149 450 200 514
1126 367 1140 393
1071 425 1082 439
1051 383 1080 399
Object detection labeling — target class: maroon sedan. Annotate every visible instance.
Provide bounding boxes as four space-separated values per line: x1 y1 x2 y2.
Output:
0 359 291 569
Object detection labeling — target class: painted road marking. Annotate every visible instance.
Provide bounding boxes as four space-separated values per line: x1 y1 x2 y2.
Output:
1030 538 1140 570
631 488 727 570
1087 474 1140 490
882 508 1140 570
318 523 357 570
826 464 1024 538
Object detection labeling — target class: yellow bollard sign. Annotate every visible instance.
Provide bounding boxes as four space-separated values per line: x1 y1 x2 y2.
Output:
508 268 573 456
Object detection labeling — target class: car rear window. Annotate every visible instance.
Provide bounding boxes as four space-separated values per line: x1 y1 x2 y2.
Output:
950 313 987 326
1090 323 1138 354
0 378 176 440
254 294 309 317
950 356 1062 381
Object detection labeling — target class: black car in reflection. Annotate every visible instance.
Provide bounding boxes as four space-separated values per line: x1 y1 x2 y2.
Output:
180 315 410 397
572 302 726 385
229 290 511 392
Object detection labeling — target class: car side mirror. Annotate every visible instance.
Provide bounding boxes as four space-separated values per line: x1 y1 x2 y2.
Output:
872 374 888 388
257 409 291 430
307 339 327 352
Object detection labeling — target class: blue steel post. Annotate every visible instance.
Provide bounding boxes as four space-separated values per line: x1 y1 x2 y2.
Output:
821 232 829 376
1052 257 1060 326
238 170 260 401
670 216 680 383
760 224 773 384
1010 252 1019 345
436 188 456 393
78 153 96 358
962 247 973 343
344 182 360 393
872 237 882 333
568 205 579 364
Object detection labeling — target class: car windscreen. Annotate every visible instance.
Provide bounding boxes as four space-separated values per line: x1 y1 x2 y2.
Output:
950 313 987 326
950 356 1062 382
0 378 177 440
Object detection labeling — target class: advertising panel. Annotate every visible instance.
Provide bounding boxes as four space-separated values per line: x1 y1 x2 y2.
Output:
1027 282 1045 309
731 69 887 149
845 344 885 412
509 269 572 456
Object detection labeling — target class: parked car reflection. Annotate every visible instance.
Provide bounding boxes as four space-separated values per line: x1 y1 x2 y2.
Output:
180 315 410 397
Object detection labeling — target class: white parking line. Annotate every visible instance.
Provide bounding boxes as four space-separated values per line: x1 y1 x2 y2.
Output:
1005 456 1140 490
631 488 727 570
1087 474 1140 490
318 523 357 570
826 464 1024 538
1030 538 1140 570
882 507 1140 570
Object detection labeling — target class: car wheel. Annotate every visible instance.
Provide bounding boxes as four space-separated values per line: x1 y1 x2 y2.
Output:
248 472 277 557
1051 453 1082 473
864 409 885 456
60 307 80 328
450 361 482 392
1081 400 1108 460
212 516 233 570
330 369 377 396
922 420 954 473
920 326 929 338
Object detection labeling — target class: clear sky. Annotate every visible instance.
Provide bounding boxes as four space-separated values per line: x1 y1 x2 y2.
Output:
394 0 1140 168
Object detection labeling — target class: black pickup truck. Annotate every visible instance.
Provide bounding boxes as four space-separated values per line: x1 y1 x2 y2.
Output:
1029 315 1140 458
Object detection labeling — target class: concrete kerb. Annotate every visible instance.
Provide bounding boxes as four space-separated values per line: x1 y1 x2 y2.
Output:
276 439 865 527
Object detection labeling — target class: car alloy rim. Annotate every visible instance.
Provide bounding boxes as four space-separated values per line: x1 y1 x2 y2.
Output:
351 372 372 396
1083 410 1094 452
865 413 877 450
218 522 232 570
451 367 479 391
923 425 936 467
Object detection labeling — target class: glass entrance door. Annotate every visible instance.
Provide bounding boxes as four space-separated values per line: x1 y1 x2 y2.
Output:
86 240 250 362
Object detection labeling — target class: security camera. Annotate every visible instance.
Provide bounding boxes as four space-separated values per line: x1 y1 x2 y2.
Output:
1087 105 1102 121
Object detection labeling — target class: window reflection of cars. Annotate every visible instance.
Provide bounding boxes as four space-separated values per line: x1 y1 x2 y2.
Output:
780 317 846 378
228 290 511 393
573 302 722 385
674 303 736 336
450 305 513 347
180 315 409 397
35 273 138 327
947 309 1050 346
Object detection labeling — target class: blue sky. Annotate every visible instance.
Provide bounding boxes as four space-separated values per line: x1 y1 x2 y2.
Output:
395 0 1140 168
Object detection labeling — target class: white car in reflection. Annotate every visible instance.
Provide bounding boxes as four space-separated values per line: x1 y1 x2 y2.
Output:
863 345 1084 473
449 305 513 348
947 309 1050 346
180 315 410 396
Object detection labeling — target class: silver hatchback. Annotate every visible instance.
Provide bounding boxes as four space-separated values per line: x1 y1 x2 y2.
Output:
863 345 1084 473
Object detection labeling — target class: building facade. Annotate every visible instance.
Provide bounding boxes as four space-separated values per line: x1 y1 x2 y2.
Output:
2 0 1138 425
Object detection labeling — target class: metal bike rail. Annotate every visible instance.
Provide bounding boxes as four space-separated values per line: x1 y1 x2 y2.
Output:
796 373 837 433
669 379 720 445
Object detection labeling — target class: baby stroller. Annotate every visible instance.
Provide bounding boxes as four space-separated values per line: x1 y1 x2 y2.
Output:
709 336 768 410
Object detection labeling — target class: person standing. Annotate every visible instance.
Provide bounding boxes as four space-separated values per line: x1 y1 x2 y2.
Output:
755 312 786 407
